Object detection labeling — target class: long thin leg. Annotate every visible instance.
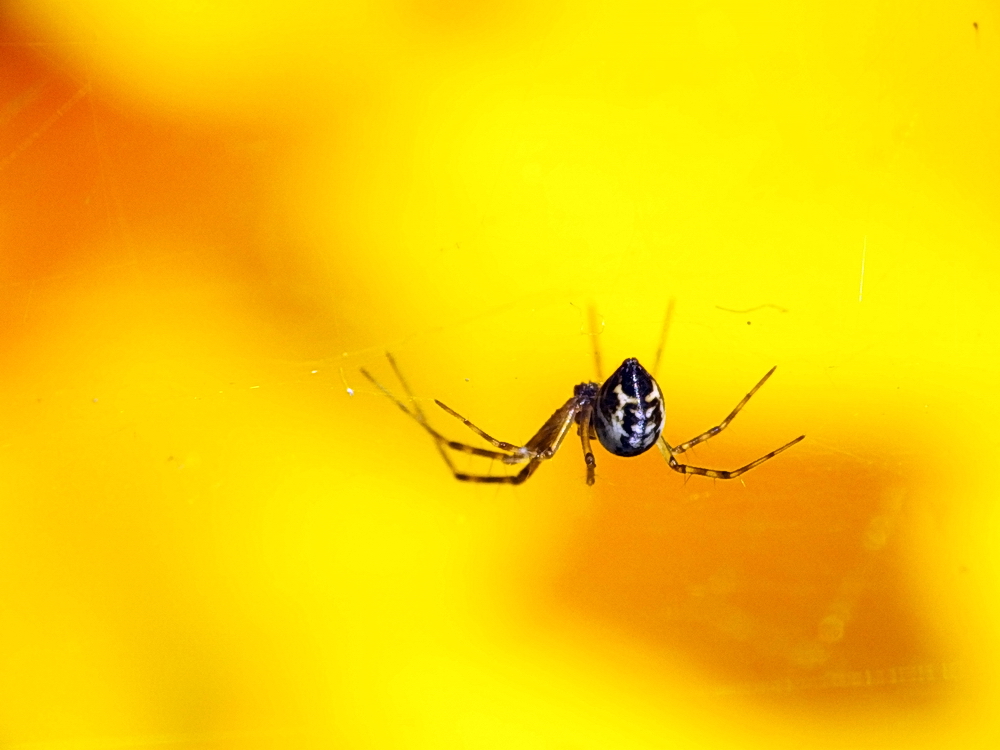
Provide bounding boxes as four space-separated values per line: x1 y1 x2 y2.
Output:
384 352 425 422
360 359 521 466
527 400 580 458
577 403 597 486
434 399 528 458
453 456 544 484
588 304 604 381
363 354 578 484
658 434 805 479
672 366 779 456
452 406 581 484
651 298 676 380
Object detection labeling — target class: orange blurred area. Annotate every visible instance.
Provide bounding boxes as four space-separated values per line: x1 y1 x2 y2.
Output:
1 0 999 748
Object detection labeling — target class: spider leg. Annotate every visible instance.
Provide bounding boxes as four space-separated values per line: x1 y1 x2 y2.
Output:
434 399 530 461
524 398 580 457
577 403 597 486
657 434 805 479
450 403 580 484
360 359 518 467
364 353 582 486
671 366 779 455
588 304 604 381
383 352 426 422
651 298 675 380
453 455 545 484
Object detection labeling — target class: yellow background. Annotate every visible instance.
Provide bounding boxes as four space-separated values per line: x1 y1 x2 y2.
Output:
0 0 998 747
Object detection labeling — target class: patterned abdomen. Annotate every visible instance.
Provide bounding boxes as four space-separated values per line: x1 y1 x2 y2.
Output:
594 358 665 457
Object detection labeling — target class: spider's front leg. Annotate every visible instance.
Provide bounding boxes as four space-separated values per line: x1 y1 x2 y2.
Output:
433 396 581 484
361 364 519 465
434 400 533 464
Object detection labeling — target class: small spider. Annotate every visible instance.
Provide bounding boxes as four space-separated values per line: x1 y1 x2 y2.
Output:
360 313 804 486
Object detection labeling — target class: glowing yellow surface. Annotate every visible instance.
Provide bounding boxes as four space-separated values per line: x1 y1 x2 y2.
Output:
1 0 998 747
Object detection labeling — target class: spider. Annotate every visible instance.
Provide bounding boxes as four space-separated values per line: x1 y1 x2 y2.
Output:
360 311 804 486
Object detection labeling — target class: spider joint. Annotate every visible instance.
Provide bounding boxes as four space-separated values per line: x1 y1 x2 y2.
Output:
502 447 533 464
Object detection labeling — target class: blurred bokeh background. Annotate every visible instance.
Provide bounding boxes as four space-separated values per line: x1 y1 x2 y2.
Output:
0 0 998 747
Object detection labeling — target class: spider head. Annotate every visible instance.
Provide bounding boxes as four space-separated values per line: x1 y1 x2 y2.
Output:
594 358 664 457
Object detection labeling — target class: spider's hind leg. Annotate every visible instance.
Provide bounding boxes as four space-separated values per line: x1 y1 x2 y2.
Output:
434 399 531 463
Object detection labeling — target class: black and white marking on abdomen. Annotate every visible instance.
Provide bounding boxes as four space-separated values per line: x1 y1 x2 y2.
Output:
594 358 664 457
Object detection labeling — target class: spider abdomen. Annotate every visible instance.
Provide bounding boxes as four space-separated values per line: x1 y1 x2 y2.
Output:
594 358 664 457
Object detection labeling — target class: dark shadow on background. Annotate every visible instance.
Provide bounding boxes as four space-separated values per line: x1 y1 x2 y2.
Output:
545 445 959 715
